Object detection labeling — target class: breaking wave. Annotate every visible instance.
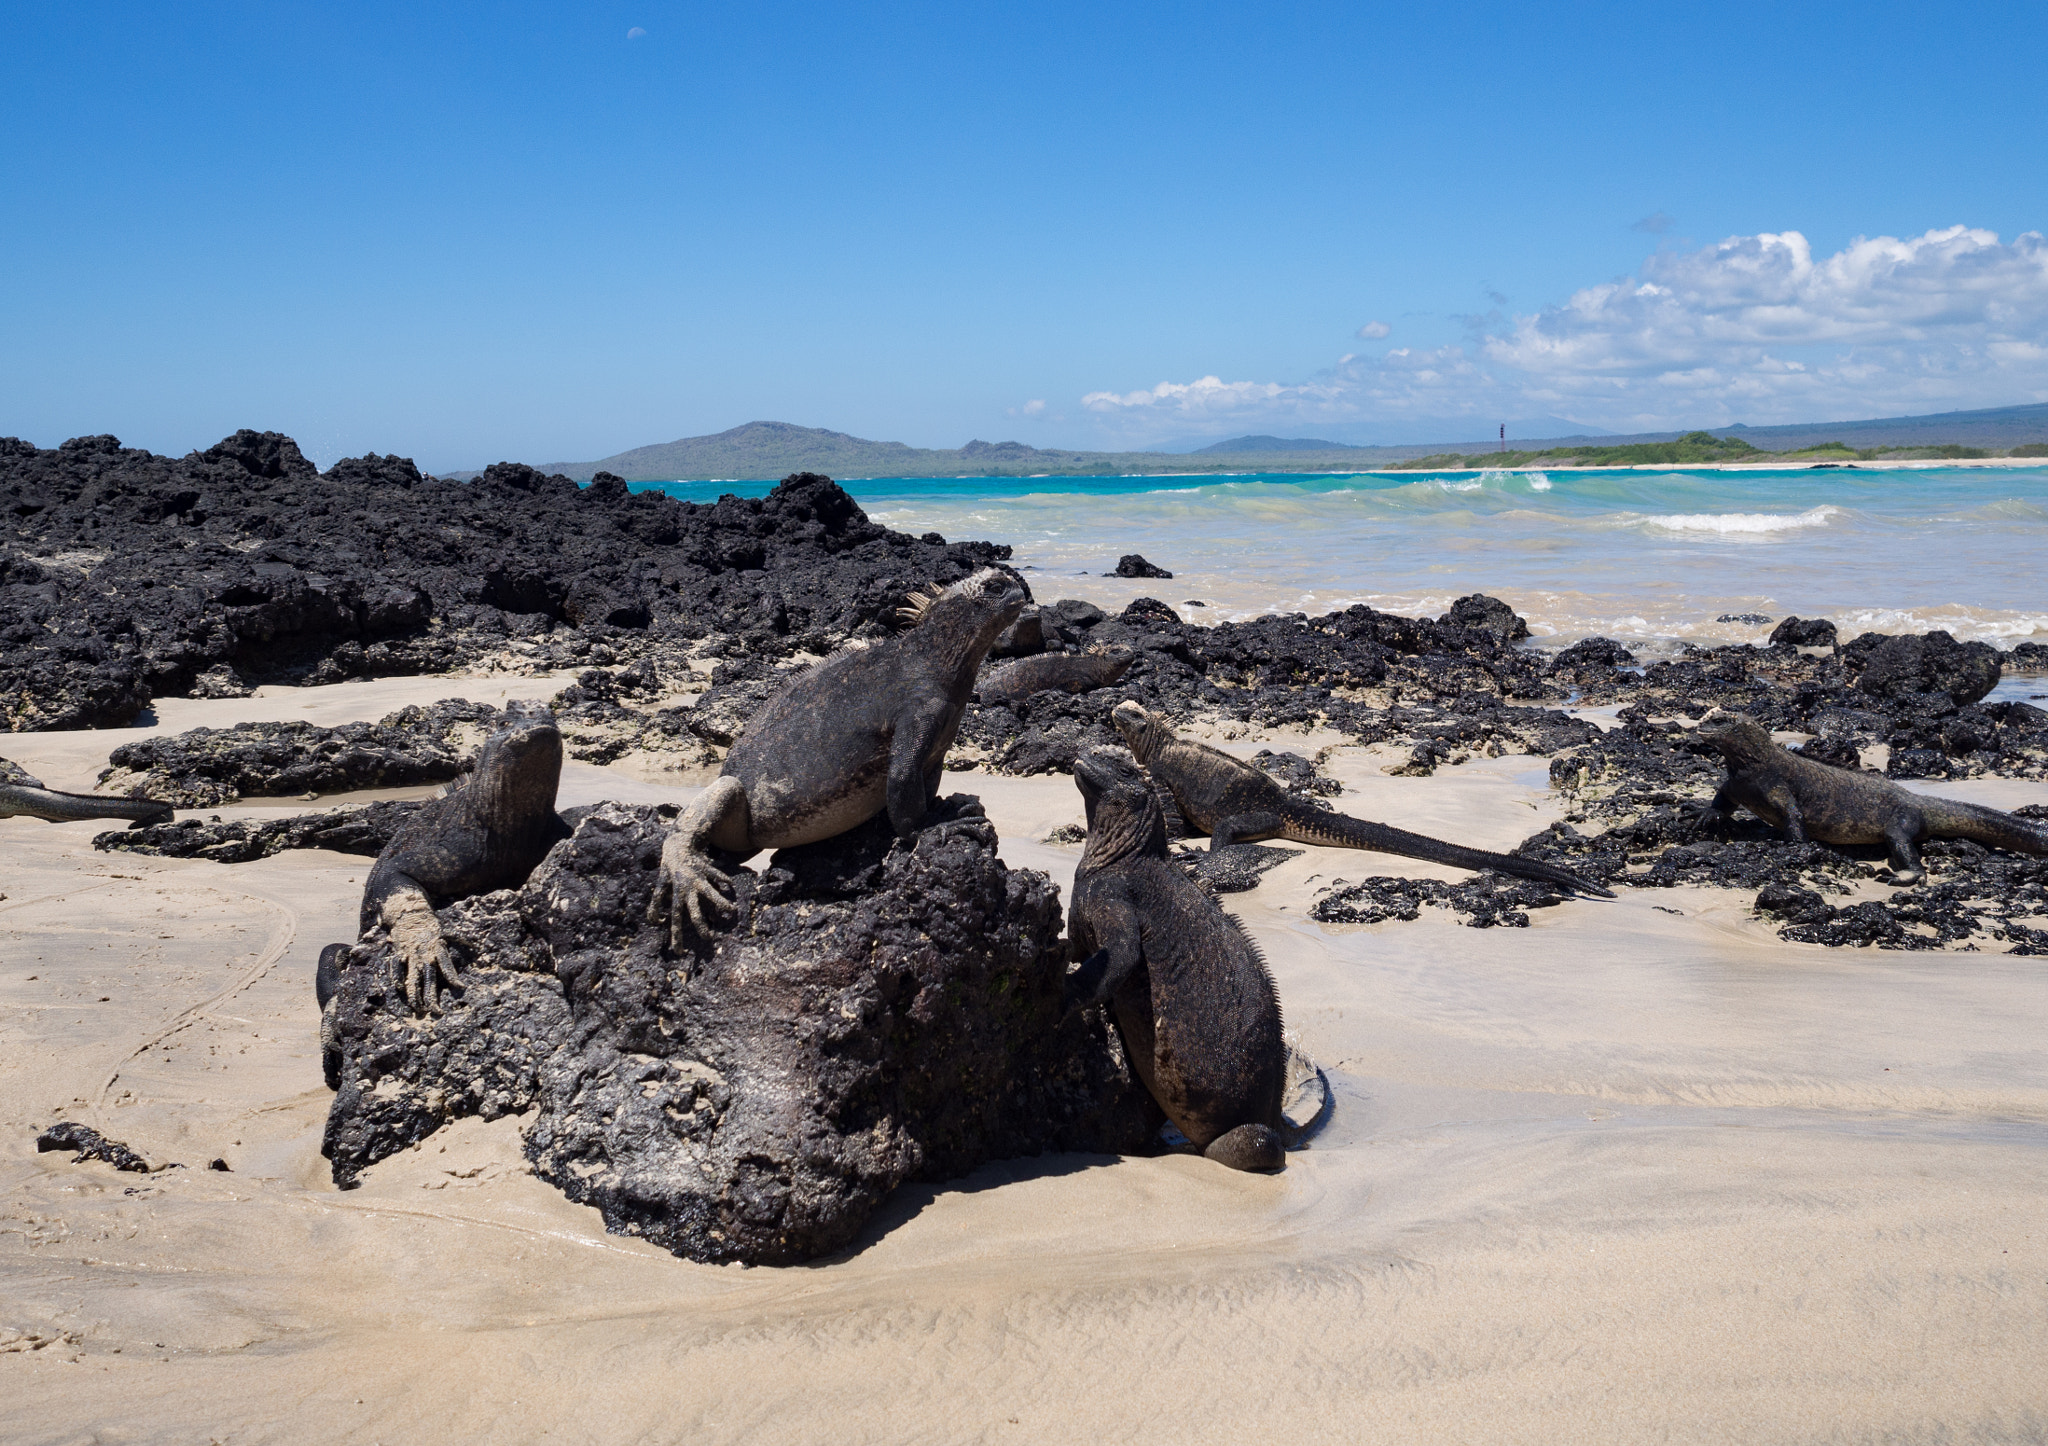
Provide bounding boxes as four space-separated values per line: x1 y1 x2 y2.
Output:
1639 505 1843 535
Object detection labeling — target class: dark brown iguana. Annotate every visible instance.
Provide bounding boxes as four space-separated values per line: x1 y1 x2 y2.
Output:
1694 709 2048 884
316 718 568 1048
1 759 173 827
976 646 1134 707
1110 701 1613 897
1065 746 1287 1172
650 567 1027 940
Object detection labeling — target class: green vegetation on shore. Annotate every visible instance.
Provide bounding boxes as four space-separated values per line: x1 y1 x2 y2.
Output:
1389 431 2013 471
1390 431 1763 470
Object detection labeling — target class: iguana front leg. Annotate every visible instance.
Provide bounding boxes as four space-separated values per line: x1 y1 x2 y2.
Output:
649 775 750 945
1692 780 1739 825
887 696 954 836
380 883 464 1016
1766 787 1807 843
1064 897 1144 1011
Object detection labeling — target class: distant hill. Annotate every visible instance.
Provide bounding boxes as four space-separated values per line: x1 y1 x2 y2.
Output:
1191 435 1358 454
518 420 1443 482
1716 401 2048 451
454 401 2048 482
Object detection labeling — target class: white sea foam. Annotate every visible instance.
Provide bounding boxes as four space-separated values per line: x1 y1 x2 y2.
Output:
1836 607 2048 641
1527 472 1553 491
1640 505 1842 535
1439 478 1484 493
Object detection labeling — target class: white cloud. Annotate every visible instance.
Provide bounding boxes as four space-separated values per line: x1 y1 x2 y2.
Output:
1356 320 1391 339
1079 226 2048 439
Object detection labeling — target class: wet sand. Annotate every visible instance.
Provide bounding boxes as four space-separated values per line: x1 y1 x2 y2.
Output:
4 676 2046 1443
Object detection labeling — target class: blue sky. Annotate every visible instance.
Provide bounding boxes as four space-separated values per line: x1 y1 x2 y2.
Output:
4 1 2045 470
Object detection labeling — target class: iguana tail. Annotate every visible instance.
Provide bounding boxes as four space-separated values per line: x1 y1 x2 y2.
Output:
0 782 174 827
1281 806 1616 897
1917 797 2048 856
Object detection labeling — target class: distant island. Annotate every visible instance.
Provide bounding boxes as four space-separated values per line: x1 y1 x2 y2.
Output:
450 403 2048 482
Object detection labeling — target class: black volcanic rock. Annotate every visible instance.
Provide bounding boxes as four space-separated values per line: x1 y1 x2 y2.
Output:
1844 629 2002 707
36 1122 162 1172
0 438 1015 730
1111 554 1173 579
1439 593 1530 645
1769 616 1838 649
94 800 424 864
96 700 509 806
320 799 1158 1264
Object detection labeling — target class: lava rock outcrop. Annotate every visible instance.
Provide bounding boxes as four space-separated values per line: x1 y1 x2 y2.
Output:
2 434 1012 730
94 800 422 863
321 798 1158 1264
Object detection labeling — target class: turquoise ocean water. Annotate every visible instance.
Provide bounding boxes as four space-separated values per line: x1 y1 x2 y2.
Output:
632 466 2048 653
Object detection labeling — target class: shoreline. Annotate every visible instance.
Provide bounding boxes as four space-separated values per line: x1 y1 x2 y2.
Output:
622 456 2048 486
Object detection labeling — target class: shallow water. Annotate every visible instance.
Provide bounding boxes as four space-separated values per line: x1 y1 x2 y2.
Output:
638 465 2048 650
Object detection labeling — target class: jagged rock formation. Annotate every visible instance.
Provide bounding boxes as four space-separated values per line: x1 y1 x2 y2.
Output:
94 800 421 863
96 700 506 806
321 798 1158 1264
1 435 1010 730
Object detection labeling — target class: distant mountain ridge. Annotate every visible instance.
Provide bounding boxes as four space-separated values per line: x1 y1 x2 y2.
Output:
471 403 2048 482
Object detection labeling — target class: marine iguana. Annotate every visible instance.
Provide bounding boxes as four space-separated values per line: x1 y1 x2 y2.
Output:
0 760 173 828
649 566 1027 941
1065 746 1287 1171
1693 709 2048 884
315 718 568 1043
976 646 1134 707
1109 701 1613 897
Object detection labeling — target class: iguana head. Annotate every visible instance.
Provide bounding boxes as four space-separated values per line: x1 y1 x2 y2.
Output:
1086 644 1137 682
1109 700 1173 764
1073 746 1168 866
1693 709 1774 762
897 566 1028 670
469 718 563 816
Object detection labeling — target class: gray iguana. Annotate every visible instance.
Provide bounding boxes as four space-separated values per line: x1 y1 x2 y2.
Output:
1694 709 2048 884
1110 700 1612 897
649 567 1027 940
1065 746 1287 1172
976 646 1134 707
316 718 568 1082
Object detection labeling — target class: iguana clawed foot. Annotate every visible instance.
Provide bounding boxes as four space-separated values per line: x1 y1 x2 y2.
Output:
381 891 464 1016
649 833 735 945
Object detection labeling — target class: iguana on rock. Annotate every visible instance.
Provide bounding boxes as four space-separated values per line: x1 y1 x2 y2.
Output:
1 759 173 827
976 645 1134 707
650 567 1028 940
1110 701 1613 897
1066 746 1286 1172
1694 709 2048 884
316 719 568 1066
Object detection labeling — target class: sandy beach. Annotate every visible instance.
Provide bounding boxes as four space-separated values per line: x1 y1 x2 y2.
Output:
5 672 2044 1444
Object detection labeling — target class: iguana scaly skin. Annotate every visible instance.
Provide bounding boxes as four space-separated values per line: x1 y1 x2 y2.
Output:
650 567 1028 940
316 720 568 1078
1066 747 1287 1171
1110 701 1613 897
0 761 173 828
1695 709 2048 884
976 646 1133 707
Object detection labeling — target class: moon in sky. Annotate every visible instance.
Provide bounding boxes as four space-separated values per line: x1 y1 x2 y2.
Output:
627 26 647 39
